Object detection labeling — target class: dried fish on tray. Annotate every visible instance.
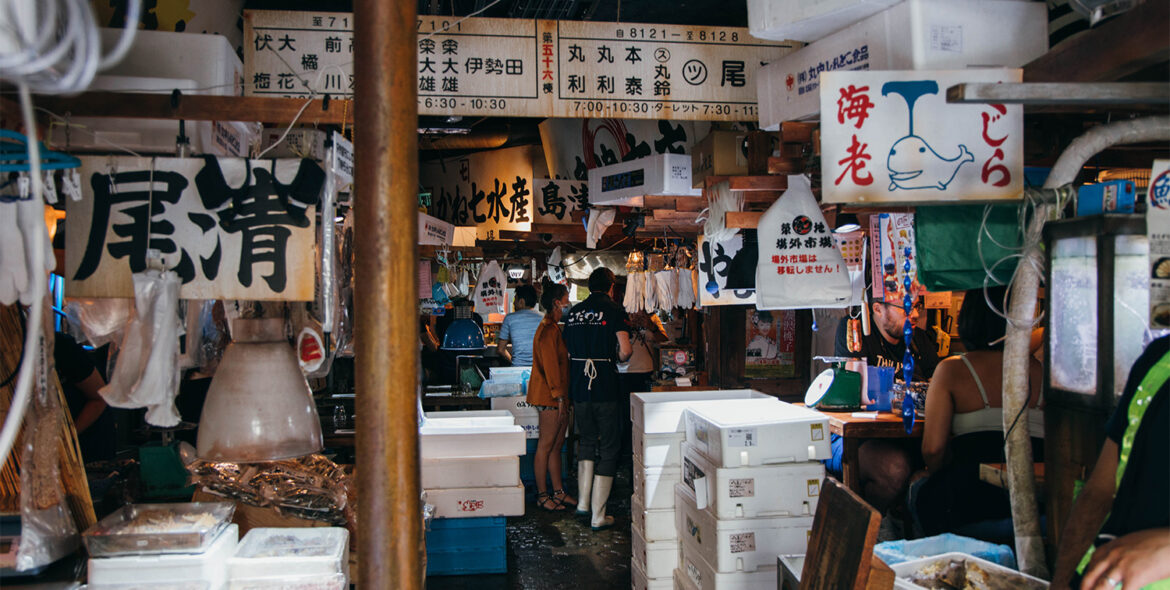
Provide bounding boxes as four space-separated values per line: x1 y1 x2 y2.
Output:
82 502 235 557
891 552 1048 590
188 455 350 526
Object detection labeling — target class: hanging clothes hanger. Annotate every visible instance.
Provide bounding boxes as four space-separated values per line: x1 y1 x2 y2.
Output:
0 129 81 172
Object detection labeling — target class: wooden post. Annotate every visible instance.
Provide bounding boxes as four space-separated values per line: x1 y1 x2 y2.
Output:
353 0 422 588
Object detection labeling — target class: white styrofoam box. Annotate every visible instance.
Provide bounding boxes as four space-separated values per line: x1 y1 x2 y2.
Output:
755 0 1048 127
635 457 683 510
515 412 540 439
491 394 541 417
588 154 701 207
422 456 520 489
684 400 830 467
84 583 210 590
88 524 238 587
633 526 680 580
676 485 813 574
47 30 257 156
259 128 329 160
632 390 776 434
890 552 1049 590
228 573 346 590
680 442 823 519
633 429 686 468
633 494 678 542
632 555 675 590
425 484 526 518
679 544 777 590
228 527 348 581
747 0 898 42
419 425 526 459
423 410 517 428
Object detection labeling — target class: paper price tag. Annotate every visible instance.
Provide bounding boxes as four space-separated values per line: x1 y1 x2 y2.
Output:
729 478 755 498
728 427 757 447
729 532 756 554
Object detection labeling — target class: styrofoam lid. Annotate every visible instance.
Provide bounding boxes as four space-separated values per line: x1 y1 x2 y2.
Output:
687 399 824 426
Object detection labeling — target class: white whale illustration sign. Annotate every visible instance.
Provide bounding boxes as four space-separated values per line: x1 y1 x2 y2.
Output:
819 69 1023 205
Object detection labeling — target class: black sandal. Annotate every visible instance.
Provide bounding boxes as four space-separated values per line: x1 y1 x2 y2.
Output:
552 489 577 507
536 491 566 511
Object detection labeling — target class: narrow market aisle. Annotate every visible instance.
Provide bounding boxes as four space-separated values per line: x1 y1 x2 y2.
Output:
427 461 635 590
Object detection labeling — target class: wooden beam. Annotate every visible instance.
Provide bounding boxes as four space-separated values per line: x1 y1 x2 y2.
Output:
32 93 350 125
1024 0 1170 83
726 211 763 229
946 82 1170 106
705 175 789 191
767 157 805 175
780 121 816 143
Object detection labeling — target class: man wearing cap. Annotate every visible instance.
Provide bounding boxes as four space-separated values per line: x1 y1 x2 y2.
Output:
563 267 632 531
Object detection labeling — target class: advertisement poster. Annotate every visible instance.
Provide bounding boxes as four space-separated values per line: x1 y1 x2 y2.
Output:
1150 160 1170 329
869 212 924 303
745 309 795 379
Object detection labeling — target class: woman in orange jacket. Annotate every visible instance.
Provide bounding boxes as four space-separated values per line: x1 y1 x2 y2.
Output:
528 278 576 511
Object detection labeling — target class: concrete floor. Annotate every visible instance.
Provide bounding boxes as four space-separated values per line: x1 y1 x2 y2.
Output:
427 461 636 590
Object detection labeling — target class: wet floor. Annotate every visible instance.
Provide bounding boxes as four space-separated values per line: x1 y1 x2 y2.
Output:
426 460 636 590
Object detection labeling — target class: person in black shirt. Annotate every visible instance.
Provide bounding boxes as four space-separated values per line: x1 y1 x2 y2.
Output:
563 268 631 531
55 333 116 463
1052 335 1169 590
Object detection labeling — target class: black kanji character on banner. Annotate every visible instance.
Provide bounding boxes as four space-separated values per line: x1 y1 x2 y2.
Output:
194 158 324 293
625 47 642 63
721 60 746 87
442 39 459 54
539 181 566 220
509 177 530 223
277 35 296 52
654 121 688 154
597 46 614 63
76 169 198 283
568 44 585 62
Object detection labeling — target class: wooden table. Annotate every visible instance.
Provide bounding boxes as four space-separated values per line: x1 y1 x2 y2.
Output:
818 409 924 494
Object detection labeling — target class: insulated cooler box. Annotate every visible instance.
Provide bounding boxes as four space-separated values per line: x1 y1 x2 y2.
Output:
490 395 541 437
681 442 823 519
634 429 687 468
747 0 899 42
421 456 520 489
634 457 682 510
419 424 526 459
88 524 238 588
425 484 525 518
632 556 674 590
684 401 830 467
633 526 680 580
423 410 517 427
675 486 813 573
227 527 349 588
679 544 777 590
754 0 1048 127
632 390 776 434
633 495 678 542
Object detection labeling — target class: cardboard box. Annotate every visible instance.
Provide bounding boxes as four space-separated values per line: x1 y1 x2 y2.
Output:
691 131 749 188
588 154 700 207
747 0 899 43
756 0 1048 128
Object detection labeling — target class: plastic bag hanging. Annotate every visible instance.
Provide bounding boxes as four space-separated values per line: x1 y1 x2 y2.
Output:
99 270 183 427
754 175 852 310
472 261 507 316
586 207 616 249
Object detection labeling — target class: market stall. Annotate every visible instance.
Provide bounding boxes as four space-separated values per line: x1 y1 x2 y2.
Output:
1 0 1168 589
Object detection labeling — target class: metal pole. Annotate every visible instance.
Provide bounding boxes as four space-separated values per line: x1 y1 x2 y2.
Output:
354 0 421 587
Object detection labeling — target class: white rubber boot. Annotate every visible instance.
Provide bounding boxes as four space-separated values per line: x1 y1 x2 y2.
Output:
576 460 594 516
590 474 615 531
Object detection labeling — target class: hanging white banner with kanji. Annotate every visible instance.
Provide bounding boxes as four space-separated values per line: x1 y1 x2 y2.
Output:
697 234 756 306
533 178 588 224
820 69 1024 205
65 157 321 300
420 145 539 240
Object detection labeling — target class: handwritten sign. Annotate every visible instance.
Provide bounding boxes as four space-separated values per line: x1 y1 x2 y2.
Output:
244 11 799 122
66 157 321 300
420 145 539 240
697 235 756 306
820 69 1024 204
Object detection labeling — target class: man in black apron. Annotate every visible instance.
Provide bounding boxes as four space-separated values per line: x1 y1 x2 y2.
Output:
563 268 632 531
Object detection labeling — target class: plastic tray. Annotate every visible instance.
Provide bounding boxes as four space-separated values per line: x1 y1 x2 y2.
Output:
89 524 237 587
83 502 235 557
890 552 1048 589
228 527 348 580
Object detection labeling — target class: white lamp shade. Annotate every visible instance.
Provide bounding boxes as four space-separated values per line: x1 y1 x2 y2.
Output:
196 319 324 462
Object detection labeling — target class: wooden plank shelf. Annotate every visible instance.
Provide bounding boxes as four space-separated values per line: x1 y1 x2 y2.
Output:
725 211 763 229
704 175 788 191
767 157 805 175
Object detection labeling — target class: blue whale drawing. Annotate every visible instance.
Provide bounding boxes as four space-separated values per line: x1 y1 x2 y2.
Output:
886 135 974 191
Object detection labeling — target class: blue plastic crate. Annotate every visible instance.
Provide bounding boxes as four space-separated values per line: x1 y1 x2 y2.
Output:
426 517 507 576
427 516 506 549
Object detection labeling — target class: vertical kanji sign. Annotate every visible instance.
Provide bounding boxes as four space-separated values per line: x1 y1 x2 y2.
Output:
820 69 1024 204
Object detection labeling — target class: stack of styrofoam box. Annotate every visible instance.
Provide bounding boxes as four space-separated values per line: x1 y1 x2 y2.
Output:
629 390 775 590
420 410 526 519
488 367 538 439
86 524 238 589
755 0 1048 128
674 400 830 590
746 0 899 43
46 29 259 156
226 527 349 589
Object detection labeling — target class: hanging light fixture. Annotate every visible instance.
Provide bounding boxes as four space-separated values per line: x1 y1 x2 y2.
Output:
197 318 324 463
441 300 485 350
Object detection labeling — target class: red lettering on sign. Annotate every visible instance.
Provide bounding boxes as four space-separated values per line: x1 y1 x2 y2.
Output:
835 135 874 186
